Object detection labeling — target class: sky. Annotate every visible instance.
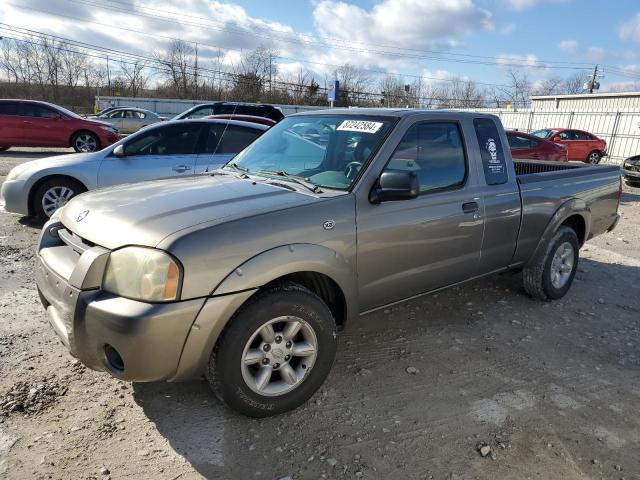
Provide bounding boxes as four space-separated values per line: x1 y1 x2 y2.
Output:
2 0 640 92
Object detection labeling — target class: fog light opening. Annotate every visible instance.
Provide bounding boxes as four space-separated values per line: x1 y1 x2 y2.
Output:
104 344 124 372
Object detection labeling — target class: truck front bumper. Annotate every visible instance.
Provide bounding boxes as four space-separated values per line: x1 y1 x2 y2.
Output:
621 166 640 180
35 220 255 382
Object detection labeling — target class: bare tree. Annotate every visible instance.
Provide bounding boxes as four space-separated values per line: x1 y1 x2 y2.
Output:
531 76 564 96
118 60 150 97
334 63 374 106
564 72 586 94
154 40 195 98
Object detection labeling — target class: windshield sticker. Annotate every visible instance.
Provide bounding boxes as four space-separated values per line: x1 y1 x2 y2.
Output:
337 120 384 134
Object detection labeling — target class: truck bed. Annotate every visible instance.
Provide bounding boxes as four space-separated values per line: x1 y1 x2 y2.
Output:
511 159 621 266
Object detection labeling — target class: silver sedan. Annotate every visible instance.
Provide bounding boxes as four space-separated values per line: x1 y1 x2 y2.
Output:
97 108 167 134
1 119 268 220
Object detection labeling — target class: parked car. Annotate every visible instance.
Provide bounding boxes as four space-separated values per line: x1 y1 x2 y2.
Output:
532 128 606 163
621 155 640 186
507 130 567 162
204 114 277 127
1 119 267 220
34 109 621 417
0 99 120 153
173 102 284 122
96 107 166 134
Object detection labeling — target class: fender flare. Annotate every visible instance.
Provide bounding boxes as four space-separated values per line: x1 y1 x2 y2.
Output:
212 243 358 321
527 198 591 265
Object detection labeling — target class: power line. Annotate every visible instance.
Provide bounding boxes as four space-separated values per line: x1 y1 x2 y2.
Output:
8 0 596 73
0 30 531 106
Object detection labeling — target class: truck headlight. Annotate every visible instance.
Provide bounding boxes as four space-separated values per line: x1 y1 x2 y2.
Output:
103 247 181 302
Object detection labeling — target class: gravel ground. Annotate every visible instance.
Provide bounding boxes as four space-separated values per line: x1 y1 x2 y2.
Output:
1 148 639 480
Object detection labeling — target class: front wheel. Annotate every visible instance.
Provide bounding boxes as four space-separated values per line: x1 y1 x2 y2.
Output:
587 150 602 164
72 131 100 152
207 283 337 417
33 177 86 221
523 226 579 301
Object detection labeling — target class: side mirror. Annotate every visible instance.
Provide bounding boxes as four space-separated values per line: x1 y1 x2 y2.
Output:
369 169 419 204
552 135 561 142
112 144 126 158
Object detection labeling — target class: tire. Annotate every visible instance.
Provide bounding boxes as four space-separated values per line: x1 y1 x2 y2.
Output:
71 131 100 152
207 282 337 417
586 150 602 164
33 177 87 221
523 226 579 301
0 146 9 152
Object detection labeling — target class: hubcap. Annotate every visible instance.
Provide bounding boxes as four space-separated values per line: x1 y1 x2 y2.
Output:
550 241 575 289
41 186 75 217
241 316 318 396
588 153 599 163
76 134 97 152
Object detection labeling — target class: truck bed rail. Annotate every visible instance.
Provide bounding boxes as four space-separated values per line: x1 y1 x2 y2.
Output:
513 160 582 176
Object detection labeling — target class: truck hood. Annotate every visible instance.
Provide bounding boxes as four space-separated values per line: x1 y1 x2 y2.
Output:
60 174 317 250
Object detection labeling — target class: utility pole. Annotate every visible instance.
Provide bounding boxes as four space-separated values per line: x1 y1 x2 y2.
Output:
588 65 598 94
194 42 199 99
268 53 272 96
106 55 111 96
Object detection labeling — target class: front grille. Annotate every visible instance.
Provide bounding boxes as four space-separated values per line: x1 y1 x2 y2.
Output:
58 228 95 254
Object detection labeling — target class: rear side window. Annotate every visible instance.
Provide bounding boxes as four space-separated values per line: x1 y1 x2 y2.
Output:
386 122 467 194
474 118 508 185
20 104 58 118
0 103 21 115
214 126 262 154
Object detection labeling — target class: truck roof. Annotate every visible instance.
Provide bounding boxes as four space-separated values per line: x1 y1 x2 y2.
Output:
289 108 498 120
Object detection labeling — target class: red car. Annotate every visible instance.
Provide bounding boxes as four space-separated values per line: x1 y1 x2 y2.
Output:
532 128 606 163
507 130 568 162
0 99 120 153
203 114 277 127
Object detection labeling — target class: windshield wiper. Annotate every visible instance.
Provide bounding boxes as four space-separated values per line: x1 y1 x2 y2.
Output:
259 170 322 193
223 162 250 178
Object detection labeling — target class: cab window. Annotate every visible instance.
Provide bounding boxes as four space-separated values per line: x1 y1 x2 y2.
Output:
386 122 467 193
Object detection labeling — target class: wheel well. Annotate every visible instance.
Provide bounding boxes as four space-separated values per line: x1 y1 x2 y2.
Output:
266 272 347 328
69 129 100 148
561 215 586 245
28 175 87 215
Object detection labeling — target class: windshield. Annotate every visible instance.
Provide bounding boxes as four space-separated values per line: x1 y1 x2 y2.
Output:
226 114 396 190
532 129 553 139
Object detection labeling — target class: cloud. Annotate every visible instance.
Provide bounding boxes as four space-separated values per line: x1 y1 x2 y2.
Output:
502 0 568 10
496 53 548 73
312 0 493 52
620 13 640 42
558 39 579 54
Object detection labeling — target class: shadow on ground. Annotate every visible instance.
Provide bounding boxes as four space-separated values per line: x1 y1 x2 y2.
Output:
133 258 640 479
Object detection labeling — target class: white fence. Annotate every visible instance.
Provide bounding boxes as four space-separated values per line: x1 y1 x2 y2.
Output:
475 109 640 165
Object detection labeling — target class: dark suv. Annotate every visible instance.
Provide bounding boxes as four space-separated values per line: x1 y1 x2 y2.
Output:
173 102 284 122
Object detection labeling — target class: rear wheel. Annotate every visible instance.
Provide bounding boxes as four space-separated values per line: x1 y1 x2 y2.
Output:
587 150 602 164
33 177 86 221
523 226 579 301
72 131 100 152
207 282 337 417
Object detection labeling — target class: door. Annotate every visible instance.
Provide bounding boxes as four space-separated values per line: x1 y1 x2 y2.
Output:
557 130 584 161
120 110 144 133
104 110 125 131
195 124 263 173
356 121 484 311
97 123 203 187
0 102 23 145
13 104 65 147
507 133 538 160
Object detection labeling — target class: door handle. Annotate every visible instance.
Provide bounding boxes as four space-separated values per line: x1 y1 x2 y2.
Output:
172 164 192 173
23 120 32 124
462 201 479 213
